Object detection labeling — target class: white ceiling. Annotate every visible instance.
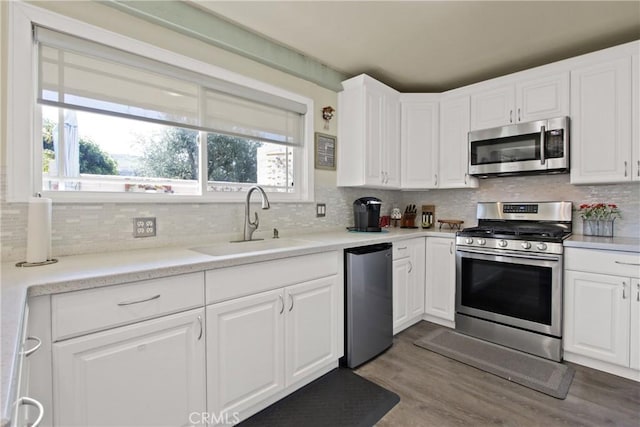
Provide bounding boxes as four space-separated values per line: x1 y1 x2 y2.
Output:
192 1 640 92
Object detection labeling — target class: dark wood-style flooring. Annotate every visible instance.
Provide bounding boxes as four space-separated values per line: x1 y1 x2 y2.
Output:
355 321 640 427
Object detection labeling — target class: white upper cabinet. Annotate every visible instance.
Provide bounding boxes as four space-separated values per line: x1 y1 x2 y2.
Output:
438 95 478 188
400 94 439 189
470 71 569 131
570 55 633 184
516 72 570 122
400 93 478 190
470 84 515 130
338 74 400 188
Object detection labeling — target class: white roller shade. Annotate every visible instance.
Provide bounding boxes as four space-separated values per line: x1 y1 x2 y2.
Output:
35 26 306 145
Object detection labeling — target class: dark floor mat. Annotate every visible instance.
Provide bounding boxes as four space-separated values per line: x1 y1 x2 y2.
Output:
239 368 400 427
415 328 575 399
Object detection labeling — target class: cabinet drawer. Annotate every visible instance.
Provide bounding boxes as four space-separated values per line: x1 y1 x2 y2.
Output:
393 243 411 260
206 251 338 304
393 238 424 260
565 248 640 277
52 272 204 341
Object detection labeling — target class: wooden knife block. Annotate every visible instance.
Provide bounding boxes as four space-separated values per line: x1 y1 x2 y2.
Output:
401 213 417 228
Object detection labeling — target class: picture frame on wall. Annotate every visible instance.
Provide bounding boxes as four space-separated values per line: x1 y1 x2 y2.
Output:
314 132 336 170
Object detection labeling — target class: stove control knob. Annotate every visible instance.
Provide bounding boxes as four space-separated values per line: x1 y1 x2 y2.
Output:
477 239 486 246
536 243 548 251
498 240 508 248
465 238 474 245
521 241 532 250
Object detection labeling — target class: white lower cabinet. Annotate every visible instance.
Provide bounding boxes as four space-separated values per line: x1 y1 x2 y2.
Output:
563 247 640 380
53 308 206 426
424 237 456 327
564 271 631 366
393 238 426 334
206 289 284 421
206 275 338 422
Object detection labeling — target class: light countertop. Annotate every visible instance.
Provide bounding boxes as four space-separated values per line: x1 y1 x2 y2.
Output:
564 235 640 252
0 227 454 426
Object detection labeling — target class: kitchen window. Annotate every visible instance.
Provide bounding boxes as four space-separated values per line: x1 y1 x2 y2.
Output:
7 3 314 203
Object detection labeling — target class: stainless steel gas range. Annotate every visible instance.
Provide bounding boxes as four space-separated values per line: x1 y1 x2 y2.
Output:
455 201 572 361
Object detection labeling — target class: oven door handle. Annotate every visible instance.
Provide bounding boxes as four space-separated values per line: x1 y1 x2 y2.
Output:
456 247 560 262
540 125 546 165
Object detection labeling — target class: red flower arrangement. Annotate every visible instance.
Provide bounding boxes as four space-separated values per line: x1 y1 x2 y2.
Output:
577 203 621 220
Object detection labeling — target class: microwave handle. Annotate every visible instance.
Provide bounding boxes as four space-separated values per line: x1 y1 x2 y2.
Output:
540 125 546 165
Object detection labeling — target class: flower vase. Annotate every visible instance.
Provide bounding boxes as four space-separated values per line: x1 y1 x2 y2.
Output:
582 219 598 236
597 219 615 237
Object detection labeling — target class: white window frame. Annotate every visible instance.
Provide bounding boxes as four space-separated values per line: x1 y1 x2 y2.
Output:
6 2 315 203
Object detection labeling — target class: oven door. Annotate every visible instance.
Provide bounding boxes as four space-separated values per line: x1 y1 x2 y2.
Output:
456 247 563 337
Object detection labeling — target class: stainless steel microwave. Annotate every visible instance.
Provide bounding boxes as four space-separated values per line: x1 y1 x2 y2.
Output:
468 116 569 177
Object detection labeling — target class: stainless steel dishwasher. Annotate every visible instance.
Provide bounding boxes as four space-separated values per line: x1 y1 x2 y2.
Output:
343 243 393 368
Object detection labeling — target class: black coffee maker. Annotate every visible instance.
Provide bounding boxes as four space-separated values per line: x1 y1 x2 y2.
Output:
350 197 382 232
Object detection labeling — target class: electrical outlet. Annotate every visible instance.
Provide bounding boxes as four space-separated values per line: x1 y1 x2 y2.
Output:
316 203 326 217
133 217 156 238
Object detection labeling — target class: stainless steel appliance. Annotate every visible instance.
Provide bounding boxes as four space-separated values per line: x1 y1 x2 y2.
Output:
469 116 569 177
455 201 572 361
343 243 393 368
348 197 382 232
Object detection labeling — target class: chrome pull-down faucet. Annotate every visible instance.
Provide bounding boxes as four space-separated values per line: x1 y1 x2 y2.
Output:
243 186 270 241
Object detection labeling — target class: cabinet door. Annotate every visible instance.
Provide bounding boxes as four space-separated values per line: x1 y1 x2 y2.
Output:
516 72 569 122
425 238 456 322
570 56 633 183
470 84 515 130
392 258 410 334
631 278 640 370
364 83 386 186
53 308 206 427
564 271 630 367
400 99 438 189
207 290 284 418
439 95 477 188
285 276 338 386
383 91 401 188
407 239 426 319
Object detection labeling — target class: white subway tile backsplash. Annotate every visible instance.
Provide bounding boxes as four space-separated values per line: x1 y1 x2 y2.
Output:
1 168 637 262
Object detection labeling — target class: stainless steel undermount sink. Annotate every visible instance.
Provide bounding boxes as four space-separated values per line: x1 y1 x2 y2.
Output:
190 238 315 257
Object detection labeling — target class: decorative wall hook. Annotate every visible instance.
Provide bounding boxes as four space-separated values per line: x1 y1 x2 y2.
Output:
322 106 335 129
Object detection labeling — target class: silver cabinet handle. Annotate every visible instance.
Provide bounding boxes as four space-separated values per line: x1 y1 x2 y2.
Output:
624 161 628 177
197 316 203 341
636 283 639 302
23 336 42 357
434 174 438 187
117 294 160 306
509 110 513 123
518 108 521 122
408 261 413 273
18 397 44 427
464 173 468 185
278 295 284 314
288 294 294 312
449 241 454 255
615 261 640 266
637 160 639 177
397 246 408 250
622 281 627 299
540 125 546 165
